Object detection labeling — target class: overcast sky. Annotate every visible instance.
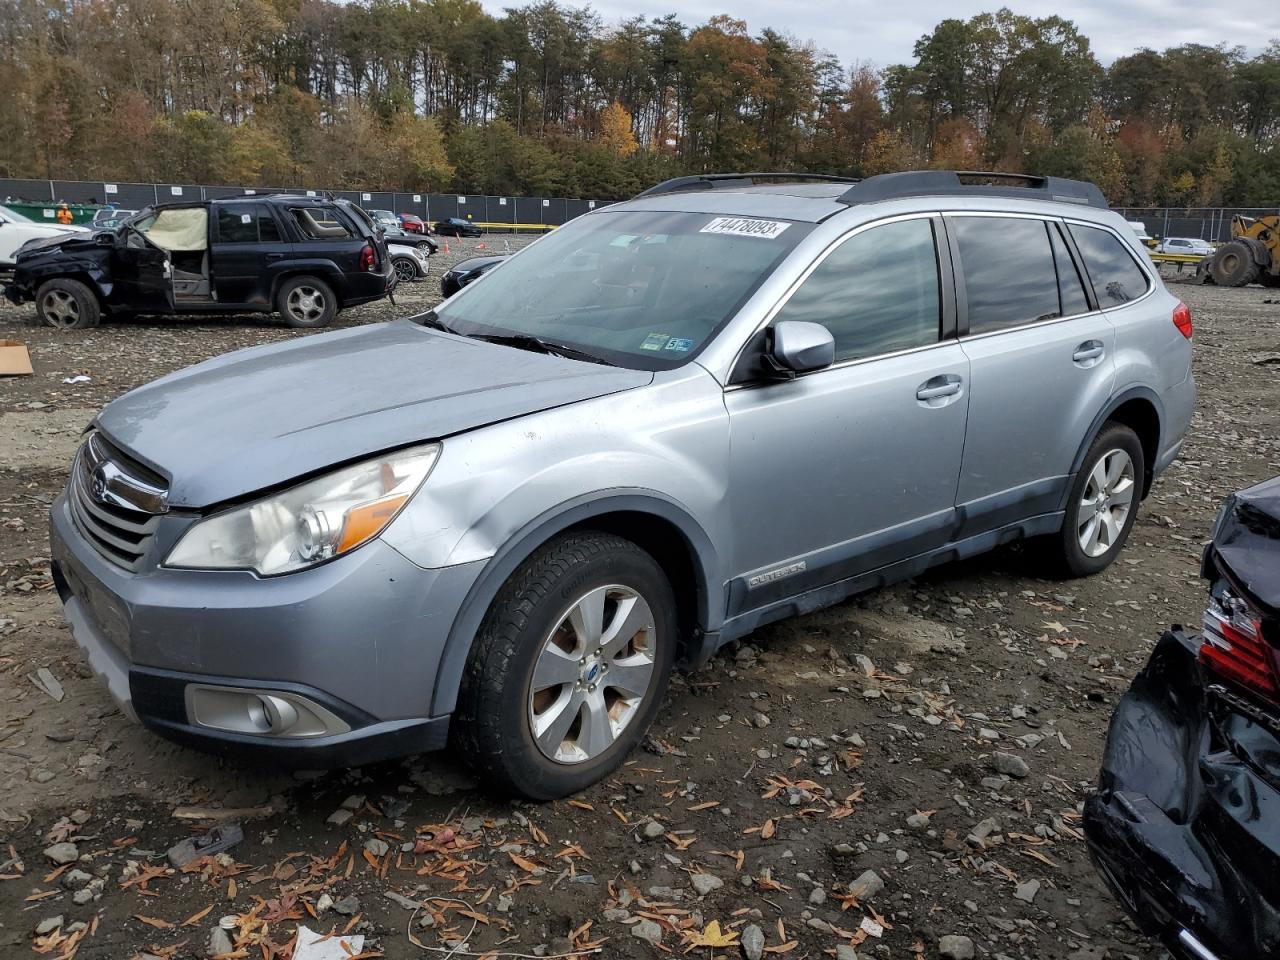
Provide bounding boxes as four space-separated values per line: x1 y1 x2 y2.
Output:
480 0 1279 68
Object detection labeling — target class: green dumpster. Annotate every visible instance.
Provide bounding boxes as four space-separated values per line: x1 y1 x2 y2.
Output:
4 202 98 225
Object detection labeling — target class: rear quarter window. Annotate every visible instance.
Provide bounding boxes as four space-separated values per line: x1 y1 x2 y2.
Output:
1068 224 1151 307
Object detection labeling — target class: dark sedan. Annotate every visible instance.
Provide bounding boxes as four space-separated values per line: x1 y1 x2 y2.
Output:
434 217 483 238
440 255 506 297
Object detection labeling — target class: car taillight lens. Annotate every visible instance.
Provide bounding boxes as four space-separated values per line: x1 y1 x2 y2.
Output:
1172 301 1193 339
1200 580 1279 705
360 243 376 271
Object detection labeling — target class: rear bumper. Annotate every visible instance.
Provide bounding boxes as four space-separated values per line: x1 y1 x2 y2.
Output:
50 490 483 766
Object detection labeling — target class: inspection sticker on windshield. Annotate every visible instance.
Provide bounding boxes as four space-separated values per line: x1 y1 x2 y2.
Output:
664 337 694 352
700 216 790 240
640 333 671 351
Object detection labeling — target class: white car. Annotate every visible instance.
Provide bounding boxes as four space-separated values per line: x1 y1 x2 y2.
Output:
1127 220 1153 244
0 204 89 268
1155 237 1213 257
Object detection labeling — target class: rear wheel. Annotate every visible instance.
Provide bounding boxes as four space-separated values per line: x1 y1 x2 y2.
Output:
1209 241 1262 287
1045 422 1145 578
454 532 676 799
36 278 100 330
276 276 336 328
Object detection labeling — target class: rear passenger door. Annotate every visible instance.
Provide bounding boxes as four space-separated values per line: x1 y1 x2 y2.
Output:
210 203 285 306
949 214 1115 535
725 215 970 609
287 203 365 273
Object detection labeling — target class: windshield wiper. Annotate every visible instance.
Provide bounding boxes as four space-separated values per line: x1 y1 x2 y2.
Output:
472 333 616 366
413 311 460 335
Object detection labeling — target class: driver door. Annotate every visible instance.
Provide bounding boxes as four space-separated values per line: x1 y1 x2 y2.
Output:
112 228 174 313
724 215 968 612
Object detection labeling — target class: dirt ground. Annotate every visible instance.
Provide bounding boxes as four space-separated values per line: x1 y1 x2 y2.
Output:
1 250 1277 960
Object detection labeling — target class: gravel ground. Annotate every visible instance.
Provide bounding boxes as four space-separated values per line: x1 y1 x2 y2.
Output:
0 262 1277 960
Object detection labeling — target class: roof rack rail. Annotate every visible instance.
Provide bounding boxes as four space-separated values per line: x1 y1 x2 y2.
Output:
838 170 1107 209
635 172 860 199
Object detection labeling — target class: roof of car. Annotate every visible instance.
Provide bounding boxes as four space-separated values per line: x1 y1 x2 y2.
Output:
616 170 1112 224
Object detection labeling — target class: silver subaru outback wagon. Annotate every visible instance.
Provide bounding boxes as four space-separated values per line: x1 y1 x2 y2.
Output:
49 170 1194 798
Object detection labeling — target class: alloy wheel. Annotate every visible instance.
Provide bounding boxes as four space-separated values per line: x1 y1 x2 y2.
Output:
286 285 325 323
41 290 80 327
393 259 417 282
528 584 657 764
1077 448 1135 558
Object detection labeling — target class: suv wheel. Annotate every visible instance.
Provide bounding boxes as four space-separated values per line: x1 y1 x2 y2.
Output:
454 532 676 799
277 276 336 328
1049 422 1145 577
36 278 100 330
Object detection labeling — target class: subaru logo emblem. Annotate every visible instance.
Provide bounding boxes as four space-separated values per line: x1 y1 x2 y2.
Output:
89 467 108 503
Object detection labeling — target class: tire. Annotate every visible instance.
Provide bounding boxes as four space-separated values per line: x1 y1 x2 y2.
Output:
453 532 677 799
35 278 100 330
1045 422 1145 578
392 257 419 283
1209 241 1262 287
276 276 336 328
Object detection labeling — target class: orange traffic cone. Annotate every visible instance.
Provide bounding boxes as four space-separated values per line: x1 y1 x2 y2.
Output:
476 242 487 251
442 241 450 254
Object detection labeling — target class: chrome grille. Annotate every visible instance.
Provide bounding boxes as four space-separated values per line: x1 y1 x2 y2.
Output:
67 434 168 571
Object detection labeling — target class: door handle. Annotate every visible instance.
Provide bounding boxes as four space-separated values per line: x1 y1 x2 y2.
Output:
916 374 963 405
1073 340 1105 365
266 253 286 261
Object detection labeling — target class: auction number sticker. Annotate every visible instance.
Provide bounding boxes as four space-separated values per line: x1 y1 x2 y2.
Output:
700 216 790 239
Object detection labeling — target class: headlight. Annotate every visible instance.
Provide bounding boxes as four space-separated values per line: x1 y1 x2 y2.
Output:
165 444 439 575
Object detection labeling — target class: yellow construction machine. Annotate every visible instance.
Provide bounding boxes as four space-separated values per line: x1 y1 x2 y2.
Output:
1202 214 1280 287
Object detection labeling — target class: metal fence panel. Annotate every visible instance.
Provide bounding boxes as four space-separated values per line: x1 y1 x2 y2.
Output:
0 179 53 202
393 193 428 217
514 197 542 226
429 193 459 221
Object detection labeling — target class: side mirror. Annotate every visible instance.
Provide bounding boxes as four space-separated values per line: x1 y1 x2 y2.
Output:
768 320 835 376
95 232 115 246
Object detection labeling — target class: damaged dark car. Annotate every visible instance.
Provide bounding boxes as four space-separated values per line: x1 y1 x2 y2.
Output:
3 195 393 329
1085 476 1280 960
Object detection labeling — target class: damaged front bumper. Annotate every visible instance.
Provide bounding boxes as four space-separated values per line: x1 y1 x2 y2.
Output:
1084 628 1280 960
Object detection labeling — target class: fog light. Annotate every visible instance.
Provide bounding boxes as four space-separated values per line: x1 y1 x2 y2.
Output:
186 685 350 739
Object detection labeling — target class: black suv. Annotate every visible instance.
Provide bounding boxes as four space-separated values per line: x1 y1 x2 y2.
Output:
4 195 393 329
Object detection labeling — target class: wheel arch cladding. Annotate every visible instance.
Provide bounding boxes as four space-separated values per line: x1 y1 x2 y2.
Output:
1066 388 1163 504
1106 396 1161 497
429 493 719 718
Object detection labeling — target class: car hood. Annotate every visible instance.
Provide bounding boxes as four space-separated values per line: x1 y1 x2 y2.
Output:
17 229 97 257
94 319 653 508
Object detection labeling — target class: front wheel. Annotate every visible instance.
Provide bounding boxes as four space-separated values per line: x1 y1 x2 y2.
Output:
453 533 677 799
36 278 100 329
276 276 336 328
392 257 419 283
1045 423 1145 578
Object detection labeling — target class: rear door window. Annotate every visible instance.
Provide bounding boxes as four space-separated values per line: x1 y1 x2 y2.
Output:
952 217 1061 334
772 217 941 362
216 204 284 243
1068 224 1151 307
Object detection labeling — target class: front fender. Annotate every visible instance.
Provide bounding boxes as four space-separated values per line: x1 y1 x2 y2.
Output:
419 489 723 716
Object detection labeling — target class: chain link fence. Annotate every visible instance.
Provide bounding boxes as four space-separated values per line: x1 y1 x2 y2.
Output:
1113 207 1280 242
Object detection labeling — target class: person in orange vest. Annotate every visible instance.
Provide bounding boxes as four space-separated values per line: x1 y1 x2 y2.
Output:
55 203 73 226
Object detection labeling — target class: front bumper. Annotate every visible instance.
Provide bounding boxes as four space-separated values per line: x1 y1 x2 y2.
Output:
1084 629 1280 959
50 491 485 766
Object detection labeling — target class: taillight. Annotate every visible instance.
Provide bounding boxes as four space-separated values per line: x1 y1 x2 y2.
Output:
360 243 376 271
1172 301 1193 339
1200 580 1279 704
